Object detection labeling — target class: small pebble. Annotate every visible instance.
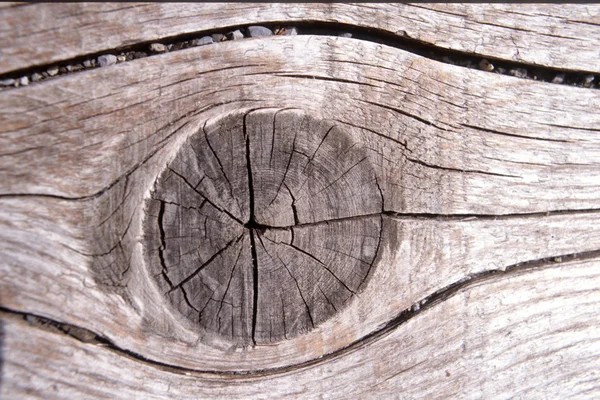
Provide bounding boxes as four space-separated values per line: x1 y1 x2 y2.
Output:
133 51 147 59
97 54 117 67
31 73 43 82
19 76 29 86
283 27 298 36
47 66 59 76
554 257 562 263
149 43 167 53
338 32 352 38
509 68 528 78
116 55 126 62
0 78 15 86
247 25 273 37
478 58 494 72
584 74 595 87
59 66 67 74
83 59 94 68
41 71 49 77
226 30 244 40
192 36 214 46
211 33 225 42
551 73 565 84
167 44 174 51
496 67 506 74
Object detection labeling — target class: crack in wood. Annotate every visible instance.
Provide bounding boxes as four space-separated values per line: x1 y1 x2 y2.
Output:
143 110 382 345
2 19 597 90
5 247 599 377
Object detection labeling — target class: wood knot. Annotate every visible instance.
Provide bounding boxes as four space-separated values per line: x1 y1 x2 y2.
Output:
143 109 383 346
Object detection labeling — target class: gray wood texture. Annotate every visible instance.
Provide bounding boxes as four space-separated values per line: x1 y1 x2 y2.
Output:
144 110 381 344
1 3 599 75
1 3 599 399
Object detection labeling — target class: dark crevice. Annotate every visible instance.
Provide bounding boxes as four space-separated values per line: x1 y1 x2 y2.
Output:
4 247 600 378
284 183 300 225
1 21 597 91
179 286 201 314
278 254 315 329
276 73 380 88
375 179 385 213
244 112 260 346
249 230 259 347
461 123 573 143
157 201 174 289
336 119 411 153
319 286 338 312
167 235 241 293
359 214 383 291
405 156 522 178
359 99 450 131
227 207 600 232
168 167 244 226
243 113 256 226
216 244 244 331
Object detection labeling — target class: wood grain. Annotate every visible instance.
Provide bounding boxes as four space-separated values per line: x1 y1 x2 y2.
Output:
2 258 599 398
1 3 599 75
144 110 382 344
1 10 599 398
1 35 600 374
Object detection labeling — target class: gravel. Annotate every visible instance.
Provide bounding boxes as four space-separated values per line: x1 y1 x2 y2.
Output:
478 59 494 71
284 27 298 36
192 36 214 46
149 43 167 53
19 76 29 86
211 33 225 42
247 26 272 37
47 66 59 76
31 73 43 82
97 54 117 67
83 59 94 68
226 30 244 40
0 78 15 86
338 32 353 38
509 68 528 78
552 73 565 84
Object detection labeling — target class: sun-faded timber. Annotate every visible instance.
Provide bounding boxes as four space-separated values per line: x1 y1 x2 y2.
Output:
1 3 600 399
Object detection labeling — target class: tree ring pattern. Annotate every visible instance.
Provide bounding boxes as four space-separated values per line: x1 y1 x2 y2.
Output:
143 109 383 346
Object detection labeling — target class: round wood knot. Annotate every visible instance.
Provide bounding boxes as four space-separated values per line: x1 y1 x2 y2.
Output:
143 109 383 346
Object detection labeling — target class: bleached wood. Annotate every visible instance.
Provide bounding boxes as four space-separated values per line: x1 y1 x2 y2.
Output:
0 3 599 75
1 5 599 397
1 36 600 373
2 258 599 399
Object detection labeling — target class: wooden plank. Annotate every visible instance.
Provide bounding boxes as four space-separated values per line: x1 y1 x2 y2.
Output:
2 258 599 398
1 35 599 370
1 3 599 75
2 186 600 371
1 36 599 213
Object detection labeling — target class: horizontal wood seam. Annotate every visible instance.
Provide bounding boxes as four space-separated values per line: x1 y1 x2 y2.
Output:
1 21 597 91
3 247 599 379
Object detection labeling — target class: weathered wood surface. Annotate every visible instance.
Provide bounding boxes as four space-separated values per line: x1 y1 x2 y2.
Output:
1 3 600 399
1 3 600 75
3 258 599 399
